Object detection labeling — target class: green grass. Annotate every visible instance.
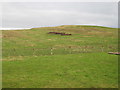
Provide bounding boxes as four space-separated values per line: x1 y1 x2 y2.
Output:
2 25 118 88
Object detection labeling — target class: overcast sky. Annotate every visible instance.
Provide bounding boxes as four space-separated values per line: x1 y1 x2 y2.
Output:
1 2 118 29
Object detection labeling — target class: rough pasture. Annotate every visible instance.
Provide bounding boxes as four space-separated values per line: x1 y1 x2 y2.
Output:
2 25 118 88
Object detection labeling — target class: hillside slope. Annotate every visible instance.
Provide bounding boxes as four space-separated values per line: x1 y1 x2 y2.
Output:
2 25 118 88
2 25 118 57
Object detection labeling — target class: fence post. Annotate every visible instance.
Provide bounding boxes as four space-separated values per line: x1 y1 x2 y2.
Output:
13 48 15 56
51 48 53 55
101 46 104 52
69 46 72 54
33 48 35 55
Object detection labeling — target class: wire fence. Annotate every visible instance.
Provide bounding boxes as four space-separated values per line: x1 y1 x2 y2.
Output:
2 47 118 57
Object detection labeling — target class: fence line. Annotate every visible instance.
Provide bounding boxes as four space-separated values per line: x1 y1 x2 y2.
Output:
2 47 118 57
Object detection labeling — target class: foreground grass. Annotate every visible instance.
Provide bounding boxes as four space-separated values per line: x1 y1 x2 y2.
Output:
2 25 118 88
3 53 118 88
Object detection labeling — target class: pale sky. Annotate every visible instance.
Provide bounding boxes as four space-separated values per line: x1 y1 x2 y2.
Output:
0 1 118 29
0 0 119 2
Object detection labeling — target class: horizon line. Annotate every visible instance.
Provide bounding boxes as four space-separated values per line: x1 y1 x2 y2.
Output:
0 24 117 30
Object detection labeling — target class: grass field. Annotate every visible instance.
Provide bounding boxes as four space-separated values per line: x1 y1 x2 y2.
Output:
2 25 118 88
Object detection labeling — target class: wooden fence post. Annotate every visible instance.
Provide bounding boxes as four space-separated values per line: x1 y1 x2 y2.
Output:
51 48 53 55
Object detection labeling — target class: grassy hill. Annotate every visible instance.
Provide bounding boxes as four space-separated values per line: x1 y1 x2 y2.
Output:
2 25 118 88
